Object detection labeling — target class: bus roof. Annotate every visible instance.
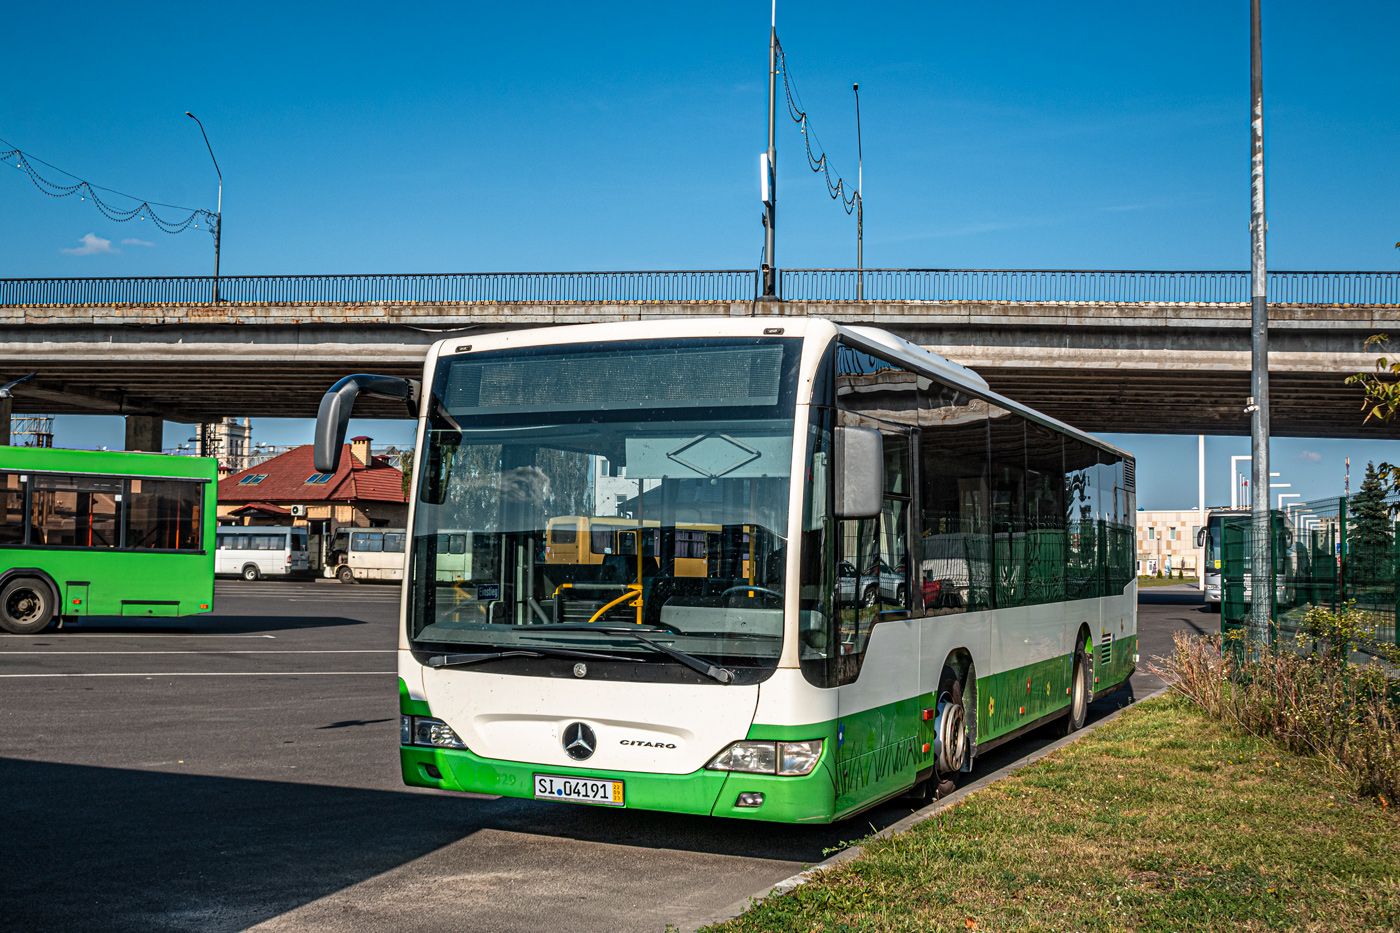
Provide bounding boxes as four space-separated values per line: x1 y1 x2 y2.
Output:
0 446 217 482
426 317 1132 463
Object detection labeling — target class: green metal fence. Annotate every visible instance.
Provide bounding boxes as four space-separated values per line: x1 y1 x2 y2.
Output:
1221 497 1398 647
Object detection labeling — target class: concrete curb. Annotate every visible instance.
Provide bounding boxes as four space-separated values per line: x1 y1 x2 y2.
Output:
681 684 1174 933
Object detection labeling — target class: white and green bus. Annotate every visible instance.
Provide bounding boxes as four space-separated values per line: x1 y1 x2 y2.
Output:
314 318 1137 823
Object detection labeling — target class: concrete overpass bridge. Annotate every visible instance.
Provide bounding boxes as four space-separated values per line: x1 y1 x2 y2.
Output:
1 268 1398 444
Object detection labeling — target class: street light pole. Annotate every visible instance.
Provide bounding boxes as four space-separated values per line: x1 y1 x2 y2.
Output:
759 1 779 301
853 82 863 301
1247 0 1272 651
186 111 222 303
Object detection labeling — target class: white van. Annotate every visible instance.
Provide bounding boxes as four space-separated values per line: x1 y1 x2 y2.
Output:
326 527 407 583
216 526 311 580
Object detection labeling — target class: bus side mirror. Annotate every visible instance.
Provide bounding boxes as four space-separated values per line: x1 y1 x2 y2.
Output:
1195 528 1207 548
834 426 883 519
314 374 422 473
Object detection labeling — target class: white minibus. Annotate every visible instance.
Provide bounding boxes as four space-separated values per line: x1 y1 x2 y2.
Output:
215 526 310 580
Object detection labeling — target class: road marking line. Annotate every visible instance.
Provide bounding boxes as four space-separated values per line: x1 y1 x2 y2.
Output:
0 671 397 678
13 634 277 639
0 650 394 655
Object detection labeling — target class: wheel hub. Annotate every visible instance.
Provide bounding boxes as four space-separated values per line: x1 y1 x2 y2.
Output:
934 692 967 774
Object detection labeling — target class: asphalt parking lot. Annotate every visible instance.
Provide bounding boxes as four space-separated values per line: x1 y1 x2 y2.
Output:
0 580 1212 933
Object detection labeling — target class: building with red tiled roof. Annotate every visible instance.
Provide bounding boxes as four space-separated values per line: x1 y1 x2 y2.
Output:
217 436 408 563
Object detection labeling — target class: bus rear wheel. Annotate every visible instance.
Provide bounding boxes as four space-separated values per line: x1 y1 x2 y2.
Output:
241 565 262 582
1062 644 1091 735
337 565 356 585
1 578 54 635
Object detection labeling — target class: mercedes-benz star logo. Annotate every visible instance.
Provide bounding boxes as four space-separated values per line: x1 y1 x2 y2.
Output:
562 722 596 761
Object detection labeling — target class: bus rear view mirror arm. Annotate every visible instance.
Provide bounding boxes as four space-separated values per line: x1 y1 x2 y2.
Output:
314 374 422 474
834 426 883 519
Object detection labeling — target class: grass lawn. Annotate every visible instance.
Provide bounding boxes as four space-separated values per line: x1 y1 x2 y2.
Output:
1136 575 1199 588
707 697 1400 932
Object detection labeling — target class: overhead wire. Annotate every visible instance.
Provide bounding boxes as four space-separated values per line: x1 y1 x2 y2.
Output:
775 40 859 216
0 136 218 237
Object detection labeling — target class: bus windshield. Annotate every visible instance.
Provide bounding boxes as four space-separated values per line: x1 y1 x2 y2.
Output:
407 337 800 675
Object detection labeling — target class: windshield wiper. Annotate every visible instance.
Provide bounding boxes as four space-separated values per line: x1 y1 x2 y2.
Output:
427 646 634 669
539 625 736 684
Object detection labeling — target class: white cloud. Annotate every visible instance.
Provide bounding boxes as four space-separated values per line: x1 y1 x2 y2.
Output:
1296 450 1323 463
60 233 118 256
121 237 154 247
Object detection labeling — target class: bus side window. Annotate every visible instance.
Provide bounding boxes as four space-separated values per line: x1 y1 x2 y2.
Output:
384 533 406 553
0 473 22 547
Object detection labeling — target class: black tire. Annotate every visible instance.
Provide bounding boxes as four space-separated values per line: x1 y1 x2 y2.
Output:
895 585 907 606
241 565 261 582
337 565 356 585
860 585 877 608
1062 643 1091 735
1 578 54 635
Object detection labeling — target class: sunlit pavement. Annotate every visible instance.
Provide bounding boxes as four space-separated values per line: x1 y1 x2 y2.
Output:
0 580 1210 933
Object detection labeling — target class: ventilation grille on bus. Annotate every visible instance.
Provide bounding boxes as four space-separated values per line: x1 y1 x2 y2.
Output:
1100 632 1113 666
1123 459 1137 491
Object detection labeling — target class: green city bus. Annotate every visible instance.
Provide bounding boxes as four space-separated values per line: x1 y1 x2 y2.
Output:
0 446 217 634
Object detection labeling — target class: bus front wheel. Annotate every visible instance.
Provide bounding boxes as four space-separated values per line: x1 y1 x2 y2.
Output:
337 566 356 585
1 578 54 635
241 565 262 582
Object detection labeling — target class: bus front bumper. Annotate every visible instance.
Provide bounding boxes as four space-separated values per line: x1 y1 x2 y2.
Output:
399 744 840 823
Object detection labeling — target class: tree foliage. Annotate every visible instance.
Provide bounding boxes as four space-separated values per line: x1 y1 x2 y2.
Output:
1347 461 1393 586
1345 333 1400 501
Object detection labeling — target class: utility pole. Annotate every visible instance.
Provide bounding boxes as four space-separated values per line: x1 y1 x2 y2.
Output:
186 112 222 303
1247 0 1272 651
853 82 863 301
760 1 779 301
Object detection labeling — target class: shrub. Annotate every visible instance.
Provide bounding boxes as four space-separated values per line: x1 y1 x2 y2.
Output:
1151 605 1400 804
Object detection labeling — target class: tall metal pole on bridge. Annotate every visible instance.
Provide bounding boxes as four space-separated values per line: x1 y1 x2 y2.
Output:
760 1 779 301
186 111 222 304
853 82 863 301
1247 0 1272 650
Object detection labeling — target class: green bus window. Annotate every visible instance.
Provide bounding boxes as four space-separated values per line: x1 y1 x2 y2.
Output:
30 475 120 548
0 473 23 547
989 407 1028 609
917 381 991 616
126 479 202 551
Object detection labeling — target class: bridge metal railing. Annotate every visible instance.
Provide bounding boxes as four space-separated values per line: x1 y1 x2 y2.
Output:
1 268 1397 306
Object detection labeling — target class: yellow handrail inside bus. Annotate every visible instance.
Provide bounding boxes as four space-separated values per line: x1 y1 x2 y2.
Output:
585 584 643 625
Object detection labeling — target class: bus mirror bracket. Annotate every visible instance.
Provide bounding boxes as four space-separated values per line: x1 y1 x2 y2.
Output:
314 374 422 474
834 426 883 520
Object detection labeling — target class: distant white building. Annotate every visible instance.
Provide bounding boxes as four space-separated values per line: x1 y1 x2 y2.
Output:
1137 509 1204 575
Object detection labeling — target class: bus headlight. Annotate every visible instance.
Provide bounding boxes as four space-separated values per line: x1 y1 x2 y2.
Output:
706 740 822 776
402 715 467 749
778 740 823 776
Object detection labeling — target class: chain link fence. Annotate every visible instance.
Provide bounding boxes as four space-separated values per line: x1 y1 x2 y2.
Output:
1221 496 1398 648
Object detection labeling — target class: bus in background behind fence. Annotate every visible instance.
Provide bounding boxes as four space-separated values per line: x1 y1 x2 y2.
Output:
1219 494 1399 648
0 447 216 634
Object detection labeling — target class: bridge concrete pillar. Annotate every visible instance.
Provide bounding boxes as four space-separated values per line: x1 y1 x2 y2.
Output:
124 415 163 452
0 398 10 446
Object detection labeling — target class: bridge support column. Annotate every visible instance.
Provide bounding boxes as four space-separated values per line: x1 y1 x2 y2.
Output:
124 415 163 452
0 398 10 446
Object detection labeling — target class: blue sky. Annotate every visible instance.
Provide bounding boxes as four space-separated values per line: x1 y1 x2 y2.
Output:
3 1 1398 507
